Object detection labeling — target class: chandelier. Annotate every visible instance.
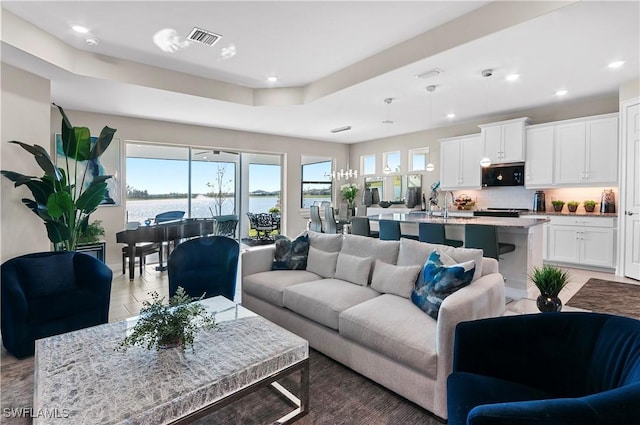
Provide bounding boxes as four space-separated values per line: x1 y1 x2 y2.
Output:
330 167 358 180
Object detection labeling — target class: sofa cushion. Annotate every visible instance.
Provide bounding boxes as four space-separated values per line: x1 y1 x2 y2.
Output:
340 234 400 281
272 234 310 270
396 238 483 281
306 246 339 278
283 279 380 330
334 253 372 286
370 260 421 298
243 270 322 307
411 250 476 320
339 294 438 378
308 231 343 252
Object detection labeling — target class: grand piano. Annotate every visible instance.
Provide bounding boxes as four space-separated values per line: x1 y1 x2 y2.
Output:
116 218 216 280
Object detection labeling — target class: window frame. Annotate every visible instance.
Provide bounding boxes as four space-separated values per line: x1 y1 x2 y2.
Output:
301 159 333 208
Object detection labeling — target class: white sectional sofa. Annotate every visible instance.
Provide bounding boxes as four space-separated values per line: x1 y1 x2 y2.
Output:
241 231 505 420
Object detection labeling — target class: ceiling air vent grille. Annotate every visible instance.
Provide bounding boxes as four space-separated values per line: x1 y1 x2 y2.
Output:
187 27 222 46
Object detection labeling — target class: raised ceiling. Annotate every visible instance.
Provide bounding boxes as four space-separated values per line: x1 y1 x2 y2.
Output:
2 1 639 143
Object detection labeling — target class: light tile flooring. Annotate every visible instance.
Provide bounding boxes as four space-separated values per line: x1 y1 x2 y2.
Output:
1 260 638 366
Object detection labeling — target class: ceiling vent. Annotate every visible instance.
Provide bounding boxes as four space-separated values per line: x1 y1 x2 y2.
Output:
416 68 443 79
187 27 222 46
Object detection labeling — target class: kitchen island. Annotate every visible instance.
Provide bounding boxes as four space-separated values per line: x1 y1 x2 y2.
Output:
368 212 549 299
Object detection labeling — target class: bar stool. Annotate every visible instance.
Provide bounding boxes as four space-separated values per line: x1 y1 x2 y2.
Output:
379 220 418 241
464 224 515 260
350 217 379 238
418 222 463 247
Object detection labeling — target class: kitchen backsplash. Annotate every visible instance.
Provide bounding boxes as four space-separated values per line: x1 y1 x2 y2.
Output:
442 186 619 212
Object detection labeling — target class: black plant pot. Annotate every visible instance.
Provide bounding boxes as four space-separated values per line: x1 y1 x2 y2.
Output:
536 295 562 312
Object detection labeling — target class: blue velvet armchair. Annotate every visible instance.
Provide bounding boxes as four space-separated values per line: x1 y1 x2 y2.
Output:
447 312 640 425
1 251 113 359
168 236 239 301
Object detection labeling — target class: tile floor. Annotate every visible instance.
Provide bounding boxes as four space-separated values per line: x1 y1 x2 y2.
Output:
2 258 638 365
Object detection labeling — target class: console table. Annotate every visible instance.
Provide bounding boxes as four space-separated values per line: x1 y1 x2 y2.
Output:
34 296 309 424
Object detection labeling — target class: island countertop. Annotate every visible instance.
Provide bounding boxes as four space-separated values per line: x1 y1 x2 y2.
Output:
368 212 549 229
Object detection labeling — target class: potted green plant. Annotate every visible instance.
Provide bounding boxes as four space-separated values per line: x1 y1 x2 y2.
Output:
77 220 105 244
529 265 570 312
340 183 360 210
583 200 597 213
551 200 565 212
1 105 116 251
117 287 216 352
567 201 580 213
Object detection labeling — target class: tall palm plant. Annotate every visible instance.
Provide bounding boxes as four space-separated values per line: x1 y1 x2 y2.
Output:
1 104 116 251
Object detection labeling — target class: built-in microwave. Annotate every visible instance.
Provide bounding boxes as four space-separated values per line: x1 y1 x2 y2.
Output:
481 163 525 187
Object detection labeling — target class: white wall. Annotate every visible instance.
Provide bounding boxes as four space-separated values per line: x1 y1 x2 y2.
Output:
1 63 51 262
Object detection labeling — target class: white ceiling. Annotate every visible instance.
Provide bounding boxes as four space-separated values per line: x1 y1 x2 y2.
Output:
2 1 639 144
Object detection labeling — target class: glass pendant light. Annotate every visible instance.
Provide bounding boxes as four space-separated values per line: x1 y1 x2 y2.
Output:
480 69 493 168
425 85 436 172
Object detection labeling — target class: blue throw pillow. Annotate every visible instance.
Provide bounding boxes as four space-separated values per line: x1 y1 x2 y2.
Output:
411 250 476 319
272 234 310 270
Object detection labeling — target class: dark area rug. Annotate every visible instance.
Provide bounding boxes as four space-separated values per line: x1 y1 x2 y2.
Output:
567 278 640 320
1 349 441 425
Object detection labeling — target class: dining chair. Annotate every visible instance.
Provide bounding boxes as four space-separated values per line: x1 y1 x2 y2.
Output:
465 224 515 260
350 217 379 238
309 206 323 232
418 222 463 247
337 203 350 224
324 206 343 234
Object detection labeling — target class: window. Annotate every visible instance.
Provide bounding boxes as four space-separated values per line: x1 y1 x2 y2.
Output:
383 151 401 174
301 158 332 208
249 162 281 213
361 154 376 175
409 147 431 172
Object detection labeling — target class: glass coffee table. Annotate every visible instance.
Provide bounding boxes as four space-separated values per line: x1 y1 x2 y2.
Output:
33 296 309 424
504 298 589 316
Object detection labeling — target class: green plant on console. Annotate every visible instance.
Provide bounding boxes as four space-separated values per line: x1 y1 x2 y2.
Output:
117 287 216 352
77 220 105 244
529 265 570 298
1 104 116 251
567 201 579 207
583 200 597 208
551 200 565 207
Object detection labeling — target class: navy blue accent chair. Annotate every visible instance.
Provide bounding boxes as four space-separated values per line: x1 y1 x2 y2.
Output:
1 251 112 359
447 312 640 425
418 222 463 247
464 224 515 260
168 236 239 301
154 210 185 223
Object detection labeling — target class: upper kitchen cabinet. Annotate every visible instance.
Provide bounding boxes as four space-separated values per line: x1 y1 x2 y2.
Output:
525 124 555 188
479 117 531 164
440 134 482 190
554 113 619 186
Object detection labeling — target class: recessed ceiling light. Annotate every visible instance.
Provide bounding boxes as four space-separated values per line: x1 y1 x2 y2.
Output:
446 113 456 119
72 25 89 34
555 90 568 96
506 73 520 81
608 60 625 69
267 76 279 83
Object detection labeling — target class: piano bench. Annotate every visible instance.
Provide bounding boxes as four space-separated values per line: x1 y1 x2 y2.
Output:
121 243 160 275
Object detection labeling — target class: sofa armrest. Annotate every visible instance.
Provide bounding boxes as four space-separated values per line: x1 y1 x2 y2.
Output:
433 272 505 411
481 257 498 275
241 246 276 277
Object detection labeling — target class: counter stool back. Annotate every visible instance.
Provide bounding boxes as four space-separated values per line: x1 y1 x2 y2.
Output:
465 224 515 260
418 222 463 247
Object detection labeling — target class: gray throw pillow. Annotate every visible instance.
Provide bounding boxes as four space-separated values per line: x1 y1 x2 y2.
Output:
370 260 421 298
334 253 372 286
272 234 310 270
306 246 339 278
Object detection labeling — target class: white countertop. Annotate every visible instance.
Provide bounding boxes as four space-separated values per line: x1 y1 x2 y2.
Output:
368 212 548 229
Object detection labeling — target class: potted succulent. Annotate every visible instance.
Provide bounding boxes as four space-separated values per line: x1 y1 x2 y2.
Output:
567 201 580 213
551 200 565 212
583 200 597 213
1 105 116 251
117 287 216 352
529 265 570 312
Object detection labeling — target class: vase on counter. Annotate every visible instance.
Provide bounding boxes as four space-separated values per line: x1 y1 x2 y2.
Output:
600 189 616 213
371 188 380 205
362 189 373 207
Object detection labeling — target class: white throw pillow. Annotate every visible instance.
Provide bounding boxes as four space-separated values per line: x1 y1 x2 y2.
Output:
334 253 372 286
306 245 339 278
371 260 422 298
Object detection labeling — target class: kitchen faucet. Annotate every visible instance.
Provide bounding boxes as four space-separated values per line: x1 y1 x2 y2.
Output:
444 191 455 219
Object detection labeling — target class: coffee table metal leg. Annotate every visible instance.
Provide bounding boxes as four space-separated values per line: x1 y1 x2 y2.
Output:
273 359 309 424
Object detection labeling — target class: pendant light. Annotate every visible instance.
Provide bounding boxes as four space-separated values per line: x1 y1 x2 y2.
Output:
425 85 436 172
383 98 394 174
480 68 493 168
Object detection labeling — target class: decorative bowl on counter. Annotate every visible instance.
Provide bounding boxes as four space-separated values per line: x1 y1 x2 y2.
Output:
454 194 475 210
378 201 391 208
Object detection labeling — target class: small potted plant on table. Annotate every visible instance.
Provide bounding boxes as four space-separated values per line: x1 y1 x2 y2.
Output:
567 201 580 213
117 287 216 352
529 265 570 312
551 200 565 212
583 200 597 213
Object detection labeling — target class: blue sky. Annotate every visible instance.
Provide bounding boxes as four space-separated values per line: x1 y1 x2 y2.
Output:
126 158 282 194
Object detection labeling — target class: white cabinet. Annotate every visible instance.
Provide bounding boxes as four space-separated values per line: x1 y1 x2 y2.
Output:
546 216 617 269
440 134 482 190
525 125 555 188
554 114 618 186
479 117 530 164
